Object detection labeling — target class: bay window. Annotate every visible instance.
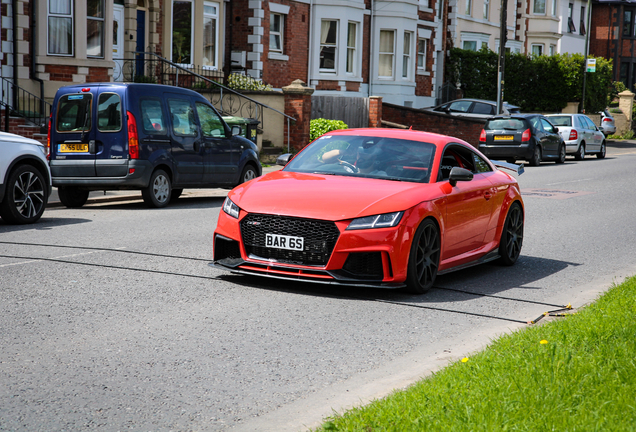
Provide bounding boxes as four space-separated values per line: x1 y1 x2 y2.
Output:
346 22 357 74
402 32 412 79
320 20 338 71
379 30 395 78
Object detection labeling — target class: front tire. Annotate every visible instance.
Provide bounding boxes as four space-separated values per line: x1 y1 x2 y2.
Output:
575 142 585 161
529 145 541 166
142 169 171 208
239 164 258 185
405 219 440 294
597 141 606 159
58 186 89 208
0 164 48 224
498 202 524 266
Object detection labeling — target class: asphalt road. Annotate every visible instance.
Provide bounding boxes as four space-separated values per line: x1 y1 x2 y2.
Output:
1 141 636 431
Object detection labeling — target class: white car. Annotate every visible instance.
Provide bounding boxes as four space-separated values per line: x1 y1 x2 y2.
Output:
599 110 617 136
0 131 51 224
545 114 606 160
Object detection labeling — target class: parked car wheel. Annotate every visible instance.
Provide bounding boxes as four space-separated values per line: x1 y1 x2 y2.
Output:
498 202 524 266
142 169 171 208
597 141 606 159
529 146 542 166
556 144 566 164
405 219 440 294
575 142 585 161
240 164 258 184
58 186 89 208
0 164 48 224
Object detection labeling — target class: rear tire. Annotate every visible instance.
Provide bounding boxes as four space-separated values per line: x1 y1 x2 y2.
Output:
405 219 440 294
575 142 585 161
596 141 606 159
58 186 89 208
555 143 566 164
529 145 541 166
0 164 48 224
142 169 171 208
498 202 524 266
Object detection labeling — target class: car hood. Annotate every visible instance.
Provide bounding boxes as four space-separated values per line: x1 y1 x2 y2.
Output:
0 131 44 147
228 170 439 221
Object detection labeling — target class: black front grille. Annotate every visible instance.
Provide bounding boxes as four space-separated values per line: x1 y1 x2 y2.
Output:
343 252 384 278
240 214 340 265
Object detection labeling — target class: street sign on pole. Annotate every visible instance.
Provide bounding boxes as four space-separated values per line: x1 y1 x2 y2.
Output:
587 58 596 73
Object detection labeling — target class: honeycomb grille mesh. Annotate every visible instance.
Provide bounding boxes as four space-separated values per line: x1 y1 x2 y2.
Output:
240 214 340 265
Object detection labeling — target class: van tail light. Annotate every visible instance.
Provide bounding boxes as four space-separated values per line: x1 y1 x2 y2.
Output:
479 129 487 142
521 128 531 142
127 111 139 159
46 114 52 160
568 129 578 140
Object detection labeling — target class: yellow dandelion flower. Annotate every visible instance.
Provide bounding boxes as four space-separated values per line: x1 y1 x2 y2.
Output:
540 340 548 345
461 357 469 363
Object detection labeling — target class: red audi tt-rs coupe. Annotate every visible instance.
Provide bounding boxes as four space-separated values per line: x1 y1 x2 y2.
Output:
212 128 524 294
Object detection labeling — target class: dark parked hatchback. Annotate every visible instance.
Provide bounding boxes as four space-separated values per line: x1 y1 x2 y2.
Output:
478 114 565 166
49 83 261 208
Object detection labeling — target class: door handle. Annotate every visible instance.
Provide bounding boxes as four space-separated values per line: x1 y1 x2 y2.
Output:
89 140 96 154
484 191 492 201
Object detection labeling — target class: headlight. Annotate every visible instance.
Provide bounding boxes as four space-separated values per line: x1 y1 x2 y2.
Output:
222 197 240 219
346 211 404 230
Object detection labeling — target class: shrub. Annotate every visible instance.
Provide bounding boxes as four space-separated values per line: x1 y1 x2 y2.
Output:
227 73 273 91
309 118 348 142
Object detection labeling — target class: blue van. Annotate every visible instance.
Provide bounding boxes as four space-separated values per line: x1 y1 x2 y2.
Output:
48 83 261 208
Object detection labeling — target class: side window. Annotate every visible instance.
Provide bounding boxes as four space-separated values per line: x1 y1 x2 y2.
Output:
448 100 472 113
168 98 197 137
472 152 492 173
541 118 555 133
529 116 542 131
196 102 226 137
472 102 494 115
140 98 167 135
56 93 92 132
97 93 122 132
584 116 596 130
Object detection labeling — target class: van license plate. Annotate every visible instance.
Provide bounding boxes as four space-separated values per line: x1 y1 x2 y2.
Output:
494 135 514 141
266 234 304 251
59 143 89 153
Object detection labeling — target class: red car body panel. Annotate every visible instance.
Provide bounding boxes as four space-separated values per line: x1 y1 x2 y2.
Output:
212 129 524 288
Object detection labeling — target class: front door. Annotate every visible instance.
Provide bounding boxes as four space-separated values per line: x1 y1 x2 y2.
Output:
195 102 236 184
167 95 204 185
113 5 125 82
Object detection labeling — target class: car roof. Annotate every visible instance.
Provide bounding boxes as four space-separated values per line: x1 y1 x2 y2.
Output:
444 98 519 108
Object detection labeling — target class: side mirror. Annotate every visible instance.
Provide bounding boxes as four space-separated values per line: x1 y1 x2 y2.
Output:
449 167 473 187
276 153 293 166
231 125 242 136
553 127 559 133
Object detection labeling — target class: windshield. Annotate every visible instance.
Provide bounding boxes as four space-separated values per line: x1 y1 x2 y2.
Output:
284 135 436 182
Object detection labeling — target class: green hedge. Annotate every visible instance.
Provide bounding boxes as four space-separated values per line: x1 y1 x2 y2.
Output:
447 49 613 113
309 118 348 143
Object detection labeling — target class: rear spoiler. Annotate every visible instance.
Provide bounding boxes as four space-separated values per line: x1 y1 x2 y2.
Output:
491 160 525 175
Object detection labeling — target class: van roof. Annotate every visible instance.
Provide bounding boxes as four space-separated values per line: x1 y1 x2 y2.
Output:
55 82 202 95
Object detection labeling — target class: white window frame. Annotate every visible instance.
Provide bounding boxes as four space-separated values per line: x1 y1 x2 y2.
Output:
466 0 472 16
269 3 290 61
48 0 74 56
379 29 395 79
346 22 358 75
533 0 546 14
551 0 557 16
549 44 556 55
402 31 413 79
417 38 427 72
483 0 490 19
270 13 284 53
461 32 489 51
531 44 544 56
171 0 195 66
319 19 339 73
203 2 220 69
87 0 104 58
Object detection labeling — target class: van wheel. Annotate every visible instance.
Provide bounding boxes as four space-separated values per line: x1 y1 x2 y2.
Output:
0 164 48 224
142 169 171 208
58 186 89 208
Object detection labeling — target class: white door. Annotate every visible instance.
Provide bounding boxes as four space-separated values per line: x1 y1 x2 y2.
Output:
113 5 125 82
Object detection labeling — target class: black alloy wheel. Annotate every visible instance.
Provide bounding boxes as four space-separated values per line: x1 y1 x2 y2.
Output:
58 186 89 208
405 219 441 294
0 164 48 224
597 141 606 159
498 202 524 266
555 144 566 164
529 145 542 166
142 169 171 208
575 143 585 161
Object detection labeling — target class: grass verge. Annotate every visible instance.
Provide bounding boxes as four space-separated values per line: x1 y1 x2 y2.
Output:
316 276 636 431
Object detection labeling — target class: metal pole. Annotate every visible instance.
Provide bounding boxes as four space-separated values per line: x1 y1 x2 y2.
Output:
496 0 508 114
581 0 592 113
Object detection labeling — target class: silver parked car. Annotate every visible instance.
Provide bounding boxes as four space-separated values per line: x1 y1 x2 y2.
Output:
598 110 617 136
545 114 606 160
423 98 521 119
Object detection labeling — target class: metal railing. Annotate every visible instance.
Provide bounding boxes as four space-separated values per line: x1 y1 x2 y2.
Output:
1 76 52 133
117 51 296 151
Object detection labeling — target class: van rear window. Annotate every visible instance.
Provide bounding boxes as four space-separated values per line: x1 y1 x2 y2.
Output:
57 93 92 132
97 93 122 132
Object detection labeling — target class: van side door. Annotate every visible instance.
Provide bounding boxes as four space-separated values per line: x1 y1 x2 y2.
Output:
167 95 203 185
195 102 236 185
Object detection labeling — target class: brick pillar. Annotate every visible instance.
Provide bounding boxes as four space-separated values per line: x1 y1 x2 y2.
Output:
282 79 314 152
368 96 383 128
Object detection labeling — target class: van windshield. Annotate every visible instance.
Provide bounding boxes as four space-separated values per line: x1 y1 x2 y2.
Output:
57 93 93 132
